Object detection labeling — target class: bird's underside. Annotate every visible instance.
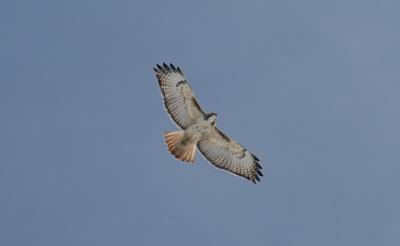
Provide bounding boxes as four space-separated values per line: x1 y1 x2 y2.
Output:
154 63 263 183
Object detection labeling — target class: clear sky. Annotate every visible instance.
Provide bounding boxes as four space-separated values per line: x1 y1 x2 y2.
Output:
1 0 399 245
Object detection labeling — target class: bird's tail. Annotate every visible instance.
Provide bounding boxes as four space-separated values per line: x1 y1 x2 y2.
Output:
164 131 196 163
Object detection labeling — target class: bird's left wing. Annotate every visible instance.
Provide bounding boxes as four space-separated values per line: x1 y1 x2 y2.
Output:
154 63 205 130
197 127 263 183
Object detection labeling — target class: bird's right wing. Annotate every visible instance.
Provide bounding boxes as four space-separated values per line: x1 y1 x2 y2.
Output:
154 63 206 130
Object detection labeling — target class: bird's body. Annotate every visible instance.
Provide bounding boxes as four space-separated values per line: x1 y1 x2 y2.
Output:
181 115 216 146
154 63 263 183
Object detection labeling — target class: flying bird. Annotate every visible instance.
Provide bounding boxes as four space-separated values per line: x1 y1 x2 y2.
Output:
154 63 263 183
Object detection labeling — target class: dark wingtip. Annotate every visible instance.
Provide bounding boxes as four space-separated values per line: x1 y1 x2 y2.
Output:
251 153 260 162
255 175 260 182
256 162 262 170
163 63 171 71
170 63 177 72
256 169 263 176
177 66 182 74
153 67 158 72
156 64 164 71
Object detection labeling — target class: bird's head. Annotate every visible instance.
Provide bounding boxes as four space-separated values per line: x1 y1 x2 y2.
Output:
205 112 218 125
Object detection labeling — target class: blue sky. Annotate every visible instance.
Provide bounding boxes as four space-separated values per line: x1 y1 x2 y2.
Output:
1 0 399 245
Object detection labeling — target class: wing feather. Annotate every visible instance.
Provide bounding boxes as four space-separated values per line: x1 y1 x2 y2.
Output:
154 63 205 129
197 127 263 183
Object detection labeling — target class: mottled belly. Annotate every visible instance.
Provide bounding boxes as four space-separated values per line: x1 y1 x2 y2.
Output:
183 122 210 145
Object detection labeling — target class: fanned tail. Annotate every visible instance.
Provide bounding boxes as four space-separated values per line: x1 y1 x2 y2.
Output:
164 131 196 163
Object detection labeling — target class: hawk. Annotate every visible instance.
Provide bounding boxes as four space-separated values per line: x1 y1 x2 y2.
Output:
154 63 263 183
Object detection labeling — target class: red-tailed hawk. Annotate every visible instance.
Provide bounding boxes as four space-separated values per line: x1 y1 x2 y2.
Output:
154 63 263 183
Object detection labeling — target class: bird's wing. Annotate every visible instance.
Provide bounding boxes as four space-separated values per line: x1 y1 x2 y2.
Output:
197 127 263 183
154 63 205 130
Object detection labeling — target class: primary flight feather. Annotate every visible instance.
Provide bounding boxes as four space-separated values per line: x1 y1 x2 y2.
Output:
154 63 263 183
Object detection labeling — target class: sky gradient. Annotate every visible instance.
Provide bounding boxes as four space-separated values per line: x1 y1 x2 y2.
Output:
1 0 400 245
